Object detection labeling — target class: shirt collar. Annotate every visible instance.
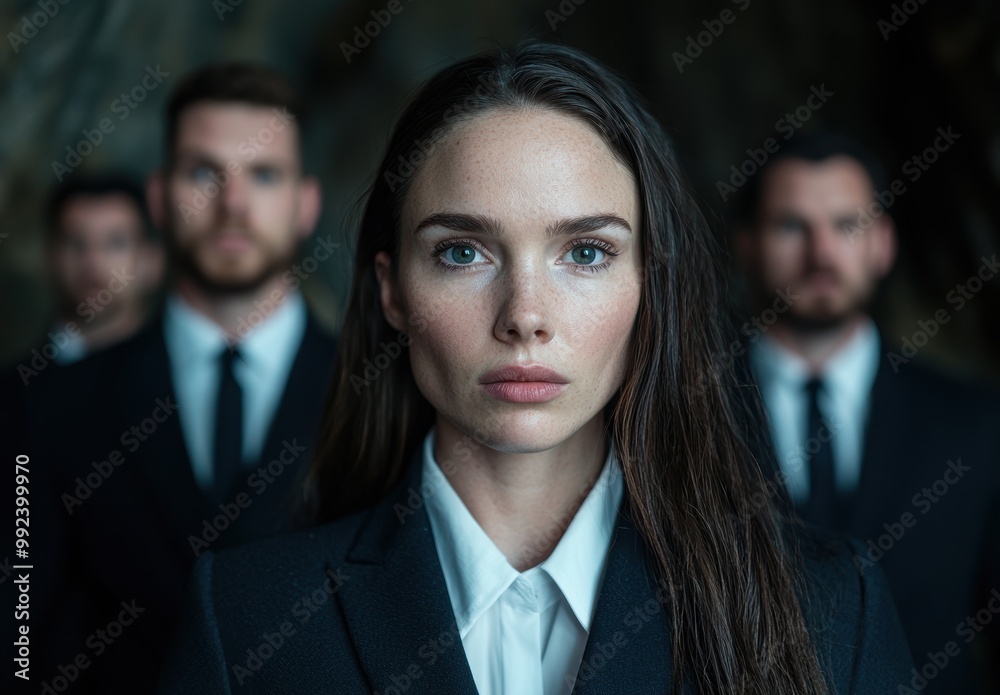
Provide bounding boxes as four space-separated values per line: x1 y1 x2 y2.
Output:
421 427 623 636
162 290 307 373
822 318 881 404
750 316 881 400
52 324 88 365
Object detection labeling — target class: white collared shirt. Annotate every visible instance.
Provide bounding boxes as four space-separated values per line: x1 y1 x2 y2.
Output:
421 428 624 695
162 291 307 490
748 317 881 503
52 324 88 365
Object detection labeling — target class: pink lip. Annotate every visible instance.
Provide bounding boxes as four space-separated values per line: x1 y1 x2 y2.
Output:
482 382 565 403
479 365 569 403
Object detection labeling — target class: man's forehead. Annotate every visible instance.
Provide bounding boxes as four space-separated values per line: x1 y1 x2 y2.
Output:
174 101 299 150
57 196 144 243
61 194 142 225
761 156 873 210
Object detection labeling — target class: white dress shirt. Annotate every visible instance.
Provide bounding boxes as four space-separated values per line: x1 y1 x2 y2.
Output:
748 317 881 503
162 291 307 490
421 428 624 695
52 324 88 365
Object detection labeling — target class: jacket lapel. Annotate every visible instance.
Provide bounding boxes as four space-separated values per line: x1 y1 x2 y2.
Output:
335 454 479 694
850 350 919 535
245 313 336 472
117 319 209 555
222 314 337 540
335 454 680 694
571 494 675 694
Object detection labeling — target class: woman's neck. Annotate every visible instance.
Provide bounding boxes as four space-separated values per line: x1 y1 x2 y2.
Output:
433 415 608 572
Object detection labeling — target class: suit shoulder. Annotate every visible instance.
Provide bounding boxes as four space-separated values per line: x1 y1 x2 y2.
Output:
789 523 893 636
794 525 865 602
59 319 163 385
794 526 909 645
892 356 1000 408
204 508 371 587
789 524 914 689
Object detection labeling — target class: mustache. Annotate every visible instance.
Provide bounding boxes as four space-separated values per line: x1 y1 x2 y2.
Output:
205 226 259 242
799 266 842 282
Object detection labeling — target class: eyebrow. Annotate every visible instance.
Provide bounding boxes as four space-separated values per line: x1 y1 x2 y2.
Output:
413 212 632 239
174 150 295 170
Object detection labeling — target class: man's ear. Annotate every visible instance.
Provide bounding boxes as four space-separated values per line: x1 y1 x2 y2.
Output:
374 251 406 332
871 214 898 279
296 176 321 241
146 171 165 230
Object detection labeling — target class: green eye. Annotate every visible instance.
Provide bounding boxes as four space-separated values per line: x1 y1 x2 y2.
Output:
449 246 477 264
571 246 598 264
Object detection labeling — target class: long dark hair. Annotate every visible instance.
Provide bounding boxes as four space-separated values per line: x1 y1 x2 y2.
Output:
306 42 829 694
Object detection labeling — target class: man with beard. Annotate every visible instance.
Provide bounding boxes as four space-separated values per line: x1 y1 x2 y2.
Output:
25 64 338 694
734 131 1000 694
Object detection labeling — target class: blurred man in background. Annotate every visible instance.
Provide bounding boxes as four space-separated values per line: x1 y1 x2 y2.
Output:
734 131 1000 694
8 175 162 385
44 175 163 364
29 63 338 694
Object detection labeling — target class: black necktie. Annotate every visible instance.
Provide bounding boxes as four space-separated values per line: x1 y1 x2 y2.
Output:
212 346 243 504
800 376 837 529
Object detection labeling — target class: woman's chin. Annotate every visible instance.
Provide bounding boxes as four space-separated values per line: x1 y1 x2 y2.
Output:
444 411 597 455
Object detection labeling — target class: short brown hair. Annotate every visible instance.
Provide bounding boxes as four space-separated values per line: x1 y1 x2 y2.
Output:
164 62 304 165
48 173 152 243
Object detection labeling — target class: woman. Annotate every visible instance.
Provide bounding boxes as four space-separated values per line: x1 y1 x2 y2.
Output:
158 43 913 694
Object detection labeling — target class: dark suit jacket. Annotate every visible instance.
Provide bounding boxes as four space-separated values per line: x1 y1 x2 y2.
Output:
157 449 915 694
748 342 1000 694
20 308 337 694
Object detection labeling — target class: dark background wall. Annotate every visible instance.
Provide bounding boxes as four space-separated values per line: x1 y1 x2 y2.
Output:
2 0 998 377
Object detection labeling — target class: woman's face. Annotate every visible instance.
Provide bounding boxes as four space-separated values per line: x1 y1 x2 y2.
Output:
376 108 643 453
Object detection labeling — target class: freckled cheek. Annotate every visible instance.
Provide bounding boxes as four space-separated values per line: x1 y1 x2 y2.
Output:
403 286 491 396
572 293 638 379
